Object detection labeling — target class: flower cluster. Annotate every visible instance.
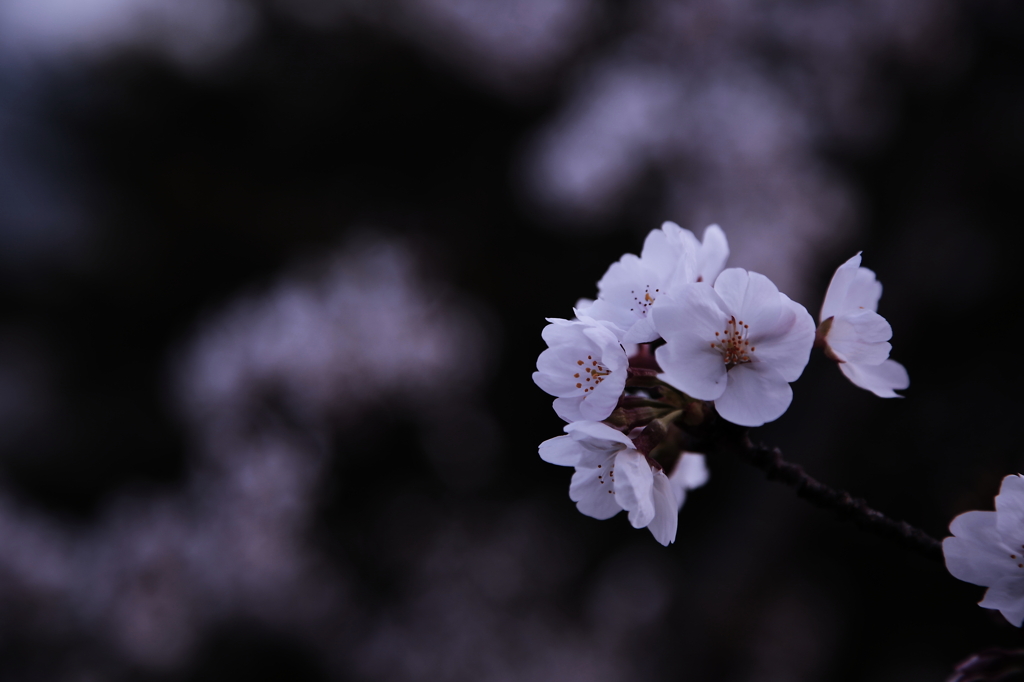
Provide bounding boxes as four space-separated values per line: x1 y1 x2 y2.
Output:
534 222 907 545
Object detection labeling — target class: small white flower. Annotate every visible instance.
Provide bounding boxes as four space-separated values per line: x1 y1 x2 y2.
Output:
538 421 707 545
533 315 628 422
944 475 1024 626
819 253 909 398
585 223 729 343
653 268 815 427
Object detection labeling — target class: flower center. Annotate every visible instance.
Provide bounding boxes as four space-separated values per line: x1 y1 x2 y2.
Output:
573 354 612 393
710 315 756 370
628 285 660 316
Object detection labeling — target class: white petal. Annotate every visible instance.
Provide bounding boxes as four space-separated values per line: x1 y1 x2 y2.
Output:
656 340 727 402
579 384 622 421
651 283 728 340
570 463 622 520
845 266 883 313
747 294 816 382
534 344 591 395
539 434 582 466
653 286 730 400
698 224 729 284
565 420 636 450
944 511 1015 587
715 362 794 427
670 453 709 510
621 317 660 344
996 475 1024 550
534 342 589 378
613 451 656 529
713 269 784 335
647 472 678 546
980 574 1024 627
540 317 584 347
838 359 909 398
596 256 661 306
583 299 637 341
552 396 585 422
642 223 695 281
825 310 892 365
820 253 862 322
592 256 666 342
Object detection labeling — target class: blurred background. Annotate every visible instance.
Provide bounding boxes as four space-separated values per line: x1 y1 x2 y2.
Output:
0 0 1021 679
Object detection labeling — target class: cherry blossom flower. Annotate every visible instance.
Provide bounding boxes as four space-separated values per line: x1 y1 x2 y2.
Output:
653 268 815 427
818 253 908 398
944 475 1024 626
533 315 628 422
584 222 729 343
538 421 707 545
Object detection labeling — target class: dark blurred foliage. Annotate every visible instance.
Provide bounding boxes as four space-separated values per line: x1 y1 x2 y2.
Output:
0 1 1023 680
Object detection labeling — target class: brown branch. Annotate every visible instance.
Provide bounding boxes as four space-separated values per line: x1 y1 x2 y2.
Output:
703 423 944 563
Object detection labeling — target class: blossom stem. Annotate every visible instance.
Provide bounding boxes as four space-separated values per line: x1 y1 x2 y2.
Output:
703 422 943 562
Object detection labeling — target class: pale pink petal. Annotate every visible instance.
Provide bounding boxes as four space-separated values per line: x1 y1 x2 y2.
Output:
713 269 784 335
570 463 621 520
592 255 665 342
996 475 1024 550
844 266 883 312
945 511 1016 587
535 345 592 394
576 310 630 338
820 253 862 322
980 574 1024 626
592 334 630 374
647 471 678 546
715 363 793 427
614 451 656 529
538 434 581 466
651 283 728 340
574 298 594 315
584 298 638 340
839 359 909 398
640 223 674 274
541 317 586 346
621 317 659 344
552 396 585 422
746 294 816 382
653 285 730 400
579 380 623 421
580 319 626 348
642 222 695 280
657 341 726 401
698 224 729 284
825 310 892 365
565 420 636 449
532 369 565 397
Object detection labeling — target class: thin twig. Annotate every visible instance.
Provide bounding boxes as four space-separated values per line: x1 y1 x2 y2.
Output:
704 424 943 562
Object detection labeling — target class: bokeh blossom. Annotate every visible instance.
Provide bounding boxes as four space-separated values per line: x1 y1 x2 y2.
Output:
818 253 909 398
654 269 815 427
944 475 1024 626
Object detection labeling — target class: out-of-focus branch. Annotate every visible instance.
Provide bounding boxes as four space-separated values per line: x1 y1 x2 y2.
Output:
948 648 1024 682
